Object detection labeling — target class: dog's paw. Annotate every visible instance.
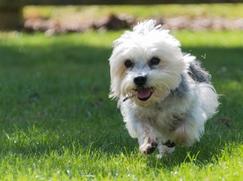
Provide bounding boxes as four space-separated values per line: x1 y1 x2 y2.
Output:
156 147 175 159
139 138 158 154
156 143 175 159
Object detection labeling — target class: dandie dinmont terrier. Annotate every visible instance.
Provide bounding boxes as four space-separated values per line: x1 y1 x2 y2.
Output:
109 20 219 158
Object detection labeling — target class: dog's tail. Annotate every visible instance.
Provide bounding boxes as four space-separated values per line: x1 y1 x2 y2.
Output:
198 83 219 119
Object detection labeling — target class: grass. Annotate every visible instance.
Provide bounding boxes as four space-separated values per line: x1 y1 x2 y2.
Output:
0 30 242 180
24 3 243 20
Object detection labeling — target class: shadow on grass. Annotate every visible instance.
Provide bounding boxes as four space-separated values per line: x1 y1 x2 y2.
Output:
0 42 242 168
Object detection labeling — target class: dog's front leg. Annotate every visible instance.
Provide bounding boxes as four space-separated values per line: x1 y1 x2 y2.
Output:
156 141 175 159
123 113 157 154
136 123 158 154
139 136 158 154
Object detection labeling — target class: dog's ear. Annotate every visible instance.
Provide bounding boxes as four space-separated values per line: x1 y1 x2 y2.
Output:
109 58 121 100
109 72 121 100
109 87 119 100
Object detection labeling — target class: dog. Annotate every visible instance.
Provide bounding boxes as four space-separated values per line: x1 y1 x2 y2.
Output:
108 20 219 158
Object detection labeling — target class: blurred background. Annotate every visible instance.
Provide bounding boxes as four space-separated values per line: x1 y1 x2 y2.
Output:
1 1 243 33
0 1 243 179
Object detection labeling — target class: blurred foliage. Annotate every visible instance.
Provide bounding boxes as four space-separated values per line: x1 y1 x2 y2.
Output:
24 4 243 20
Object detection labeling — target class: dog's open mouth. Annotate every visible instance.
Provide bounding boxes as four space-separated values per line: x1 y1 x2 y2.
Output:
136 88 153 101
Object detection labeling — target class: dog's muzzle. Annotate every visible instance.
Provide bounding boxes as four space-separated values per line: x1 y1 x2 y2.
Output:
133 76 153 101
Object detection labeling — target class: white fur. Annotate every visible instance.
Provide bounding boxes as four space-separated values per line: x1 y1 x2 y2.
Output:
109 20 219 157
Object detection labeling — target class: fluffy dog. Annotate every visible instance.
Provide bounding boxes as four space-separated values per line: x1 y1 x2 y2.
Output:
109 20 219 157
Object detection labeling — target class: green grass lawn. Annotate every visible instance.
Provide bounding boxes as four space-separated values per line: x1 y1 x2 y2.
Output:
0 30 242 180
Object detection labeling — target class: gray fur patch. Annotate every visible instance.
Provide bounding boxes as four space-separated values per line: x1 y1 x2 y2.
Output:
169 114 185 132
170 75 189 98
188 60 211 83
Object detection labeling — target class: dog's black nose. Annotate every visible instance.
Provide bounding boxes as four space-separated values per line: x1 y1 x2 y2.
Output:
134 76 147 86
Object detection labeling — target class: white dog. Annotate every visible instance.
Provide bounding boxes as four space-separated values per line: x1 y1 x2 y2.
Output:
109 20 219 158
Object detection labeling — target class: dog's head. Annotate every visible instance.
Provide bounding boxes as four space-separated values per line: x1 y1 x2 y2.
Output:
109 20 186 106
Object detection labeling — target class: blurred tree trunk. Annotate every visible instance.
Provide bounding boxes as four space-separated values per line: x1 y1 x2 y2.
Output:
0 0 22 30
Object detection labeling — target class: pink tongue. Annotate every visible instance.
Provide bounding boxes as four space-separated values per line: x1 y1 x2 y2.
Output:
137 88 151 99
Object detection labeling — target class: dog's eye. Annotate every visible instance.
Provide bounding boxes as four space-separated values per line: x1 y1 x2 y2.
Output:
149 57 160 66
124 59 134 68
